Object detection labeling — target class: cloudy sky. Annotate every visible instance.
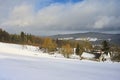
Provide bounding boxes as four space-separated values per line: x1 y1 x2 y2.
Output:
0 0 120 36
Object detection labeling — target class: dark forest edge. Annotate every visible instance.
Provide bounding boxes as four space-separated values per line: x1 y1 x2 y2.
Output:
0 28 120 62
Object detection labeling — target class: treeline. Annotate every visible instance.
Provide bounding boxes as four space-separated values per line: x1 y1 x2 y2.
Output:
0 28 120 61
0 28 43 46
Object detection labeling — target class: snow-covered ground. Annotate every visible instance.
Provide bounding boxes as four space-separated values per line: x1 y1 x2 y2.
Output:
0 42 120 80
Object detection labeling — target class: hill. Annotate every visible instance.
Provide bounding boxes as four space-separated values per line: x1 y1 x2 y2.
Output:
50 32 120 45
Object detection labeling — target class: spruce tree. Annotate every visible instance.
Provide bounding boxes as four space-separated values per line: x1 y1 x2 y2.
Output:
102 40 110 54
76 44 80 55
20 31 26 44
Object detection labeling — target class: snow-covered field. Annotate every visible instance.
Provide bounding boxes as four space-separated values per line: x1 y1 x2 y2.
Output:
0 42 120 80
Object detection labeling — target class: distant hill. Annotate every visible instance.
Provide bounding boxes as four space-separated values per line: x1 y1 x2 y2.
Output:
50 32 120 45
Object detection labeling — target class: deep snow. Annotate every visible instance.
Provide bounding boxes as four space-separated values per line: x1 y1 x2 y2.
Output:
0 42 120 80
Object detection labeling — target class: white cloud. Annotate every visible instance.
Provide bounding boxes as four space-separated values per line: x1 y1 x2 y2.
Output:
94 16 120 29
94 16 111 29
0 0 120 35
1 4 34 27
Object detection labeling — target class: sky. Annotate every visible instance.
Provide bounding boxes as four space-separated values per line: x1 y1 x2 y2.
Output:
0 0 120 36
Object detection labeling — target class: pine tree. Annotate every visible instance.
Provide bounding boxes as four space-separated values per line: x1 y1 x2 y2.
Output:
75 43 84 57
21 31 25 43
76 44 80 55
102 40 110 54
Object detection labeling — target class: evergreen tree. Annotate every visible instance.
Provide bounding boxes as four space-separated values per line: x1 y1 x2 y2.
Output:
101 40 110 54
0 29 10 42
20 31 25 43
75 43 84 57
76 44 80 55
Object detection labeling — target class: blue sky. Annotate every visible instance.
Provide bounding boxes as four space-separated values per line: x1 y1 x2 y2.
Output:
50 0 82 3
35 0 83 11
0 0 120 36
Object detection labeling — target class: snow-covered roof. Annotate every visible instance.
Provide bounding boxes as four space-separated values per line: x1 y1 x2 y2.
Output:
81 52 95 59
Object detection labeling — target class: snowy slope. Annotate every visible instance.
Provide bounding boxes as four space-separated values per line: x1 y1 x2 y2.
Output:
0 42 120 80
0 42 39 56
0 42 64 58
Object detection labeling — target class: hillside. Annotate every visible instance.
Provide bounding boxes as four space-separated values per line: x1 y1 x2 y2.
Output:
0 42 120 80
50 32 120 45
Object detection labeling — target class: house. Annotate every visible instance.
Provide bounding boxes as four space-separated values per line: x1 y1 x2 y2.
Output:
81 51 111 61
93 50 111 61
99 52 111 61
81 52 96 60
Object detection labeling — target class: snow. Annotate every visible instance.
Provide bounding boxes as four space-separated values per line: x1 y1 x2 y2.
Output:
0 42 120 80
75 37 98 41
70 54 80 59
89 38 98 41
81 52 95 59
58 37 73 40
0 42 62 58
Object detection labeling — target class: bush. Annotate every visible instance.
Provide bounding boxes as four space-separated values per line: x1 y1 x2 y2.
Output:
62 44 73 58
111 53 120 62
